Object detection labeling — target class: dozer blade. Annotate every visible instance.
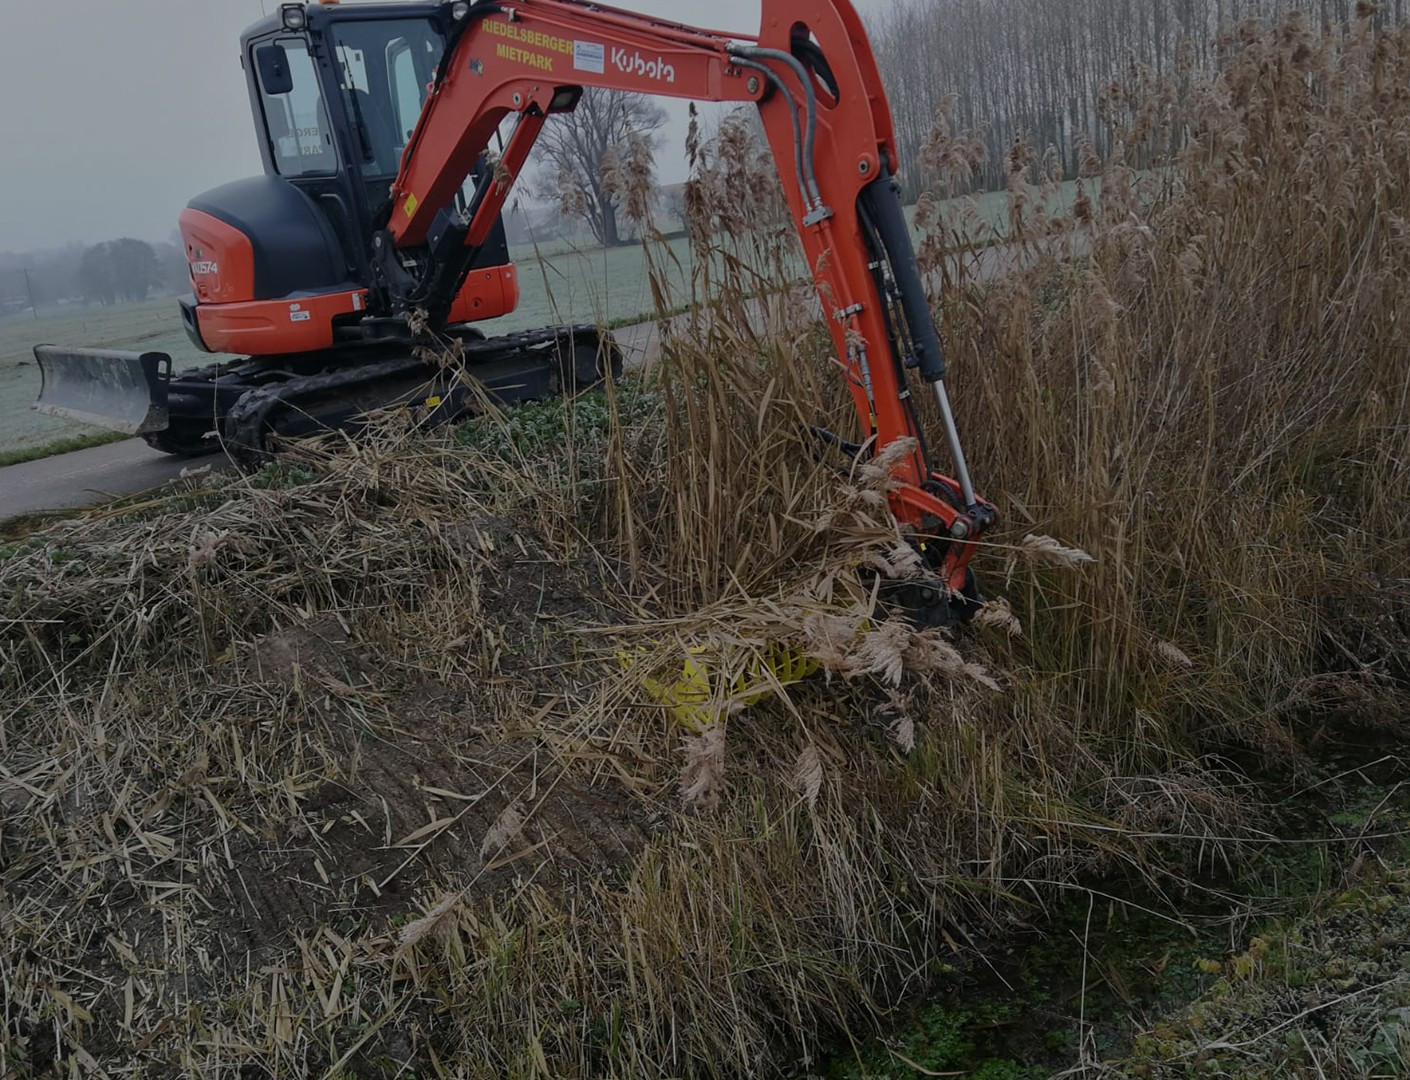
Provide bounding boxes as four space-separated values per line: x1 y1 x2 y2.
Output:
33 346 171 435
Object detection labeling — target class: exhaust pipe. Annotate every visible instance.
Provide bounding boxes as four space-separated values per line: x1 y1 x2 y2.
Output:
33 346 172 435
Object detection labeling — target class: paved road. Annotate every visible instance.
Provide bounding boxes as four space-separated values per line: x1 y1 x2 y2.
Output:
0 237 1075 521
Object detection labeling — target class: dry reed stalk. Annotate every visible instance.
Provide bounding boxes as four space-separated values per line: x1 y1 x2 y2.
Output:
3 16 1409 1077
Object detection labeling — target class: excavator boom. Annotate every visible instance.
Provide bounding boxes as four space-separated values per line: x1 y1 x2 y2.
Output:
376 0 996 608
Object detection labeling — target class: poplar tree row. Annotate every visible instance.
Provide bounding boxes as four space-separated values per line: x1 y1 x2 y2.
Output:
867 0 1405 197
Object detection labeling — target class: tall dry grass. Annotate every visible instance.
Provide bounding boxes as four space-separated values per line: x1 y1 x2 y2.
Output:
2 13 1409 1078
933 10 1410 753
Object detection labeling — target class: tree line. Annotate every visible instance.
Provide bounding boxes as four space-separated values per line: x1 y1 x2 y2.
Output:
868 0 1407 198
0 238 190 316
526 0 1408 239
9 0 1400 305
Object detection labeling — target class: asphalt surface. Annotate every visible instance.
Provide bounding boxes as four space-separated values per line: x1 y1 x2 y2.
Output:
0 237 1074 522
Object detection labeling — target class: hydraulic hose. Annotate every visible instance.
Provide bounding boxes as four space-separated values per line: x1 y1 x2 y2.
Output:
728 56 809 216
728 45 822 210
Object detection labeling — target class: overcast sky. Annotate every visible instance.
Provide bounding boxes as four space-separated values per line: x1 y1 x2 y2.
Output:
0 0 888 255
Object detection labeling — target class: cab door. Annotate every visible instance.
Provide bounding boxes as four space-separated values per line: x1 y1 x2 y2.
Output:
250 34 368 283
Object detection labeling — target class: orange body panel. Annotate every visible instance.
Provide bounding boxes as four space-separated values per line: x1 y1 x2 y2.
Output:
181 208 256 306
448 264 519 323
194 290 361 355
180 208 518 356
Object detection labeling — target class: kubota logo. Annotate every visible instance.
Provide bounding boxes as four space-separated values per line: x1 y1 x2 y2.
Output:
191 260 219 276
611 46 675 83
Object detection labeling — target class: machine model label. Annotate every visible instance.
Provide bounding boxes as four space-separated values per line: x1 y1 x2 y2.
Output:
611 47 675 84
191 261 219 276
573 40 605 74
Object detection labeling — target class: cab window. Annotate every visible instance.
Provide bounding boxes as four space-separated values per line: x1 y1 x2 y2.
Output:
331 18 442 178
256 40 337 177
390 41 429 146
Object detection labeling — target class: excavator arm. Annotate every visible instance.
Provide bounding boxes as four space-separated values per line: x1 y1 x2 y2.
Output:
382 0 997 612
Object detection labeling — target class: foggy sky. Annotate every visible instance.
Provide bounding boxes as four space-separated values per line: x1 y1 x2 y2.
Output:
0 0 887 255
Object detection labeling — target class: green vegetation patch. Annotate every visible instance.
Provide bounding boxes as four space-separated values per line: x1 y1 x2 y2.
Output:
1123 867 1410 1078
0 430 129 468
827 1000 1048 1080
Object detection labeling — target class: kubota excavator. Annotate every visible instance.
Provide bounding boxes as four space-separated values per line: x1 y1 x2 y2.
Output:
33 0 996 621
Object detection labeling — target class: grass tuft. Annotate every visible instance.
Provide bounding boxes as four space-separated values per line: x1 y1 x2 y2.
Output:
0 430 130 468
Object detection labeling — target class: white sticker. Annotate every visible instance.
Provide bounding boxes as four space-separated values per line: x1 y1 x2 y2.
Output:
290 310 312 323
574 40 605 74
352 292 364 312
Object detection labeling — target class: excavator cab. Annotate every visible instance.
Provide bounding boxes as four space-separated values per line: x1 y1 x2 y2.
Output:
177 2 517 357
245 9 446 268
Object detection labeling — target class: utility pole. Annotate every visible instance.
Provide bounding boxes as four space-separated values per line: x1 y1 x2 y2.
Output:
22 268 37 319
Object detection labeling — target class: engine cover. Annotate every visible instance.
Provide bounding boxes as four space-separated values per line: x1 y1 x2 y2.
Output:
178 176 365 355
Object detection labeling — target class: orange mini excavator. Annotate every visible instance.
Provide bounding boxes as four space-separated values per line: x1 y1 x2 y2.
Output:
34 0 996 621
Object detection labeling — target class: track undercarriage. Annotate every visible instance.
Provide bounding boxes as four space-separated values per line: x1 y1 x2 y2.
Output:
36 325 623 469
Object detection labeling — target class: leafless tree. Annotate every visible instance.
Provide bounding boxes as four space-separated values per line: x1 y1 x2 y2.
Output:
657 183 690 234
532 88 668 246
